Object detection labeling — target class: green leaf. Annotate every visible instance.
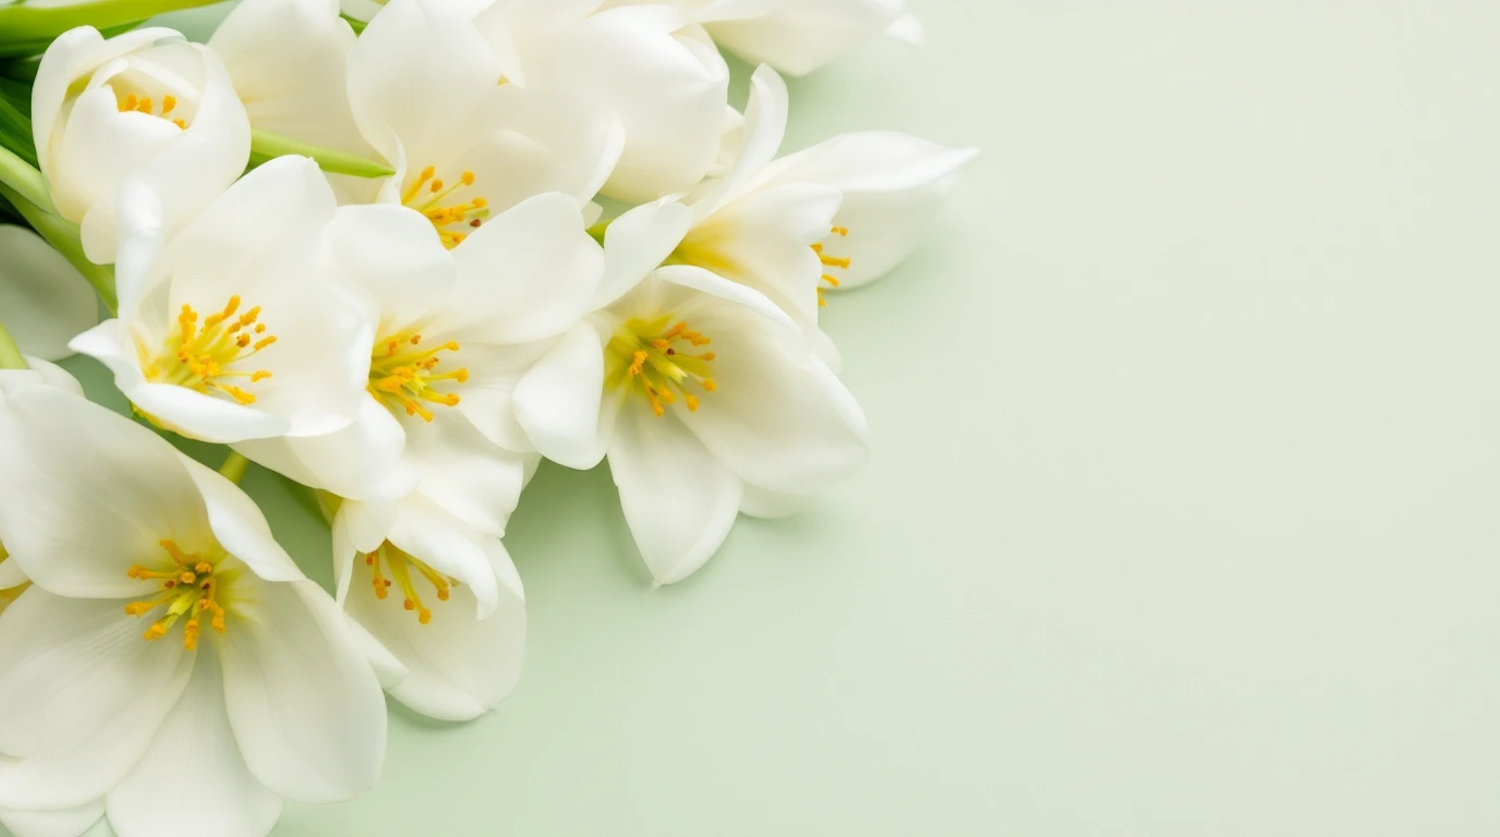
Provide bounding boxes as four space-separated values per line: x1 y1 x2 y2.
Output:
249 129 394 179
0 141 49 212
0 76 31 114
0 95 36 168
0 0 220 48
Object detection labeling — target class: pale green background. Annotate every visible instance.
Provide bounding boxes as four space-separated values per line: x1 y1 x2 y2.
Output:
20 1 1500 834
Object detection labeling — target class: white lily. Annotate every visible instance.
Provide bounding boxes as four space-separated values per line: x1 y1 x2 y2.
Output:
69 156 376 445
673 65 978 340
0 386 386 837
0 226 97 361
667 0 924 76
235 191 603 537
32 26 250 264
345 0 624 247
331 492 526 722
210 0 372 157
471 0 731 203
511 210 870 583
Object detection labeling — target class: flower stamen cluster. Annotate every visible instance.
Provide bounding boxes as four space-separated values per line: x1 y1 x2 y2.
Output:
367 330 468 421
142 296 276 405
403 166 490 249
125 538 232 650
608 316 718 417
367 542 457 625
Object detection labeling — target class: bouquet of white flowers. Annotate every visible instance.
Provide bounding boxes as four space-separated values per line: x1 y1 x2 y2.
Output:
0 0 973 833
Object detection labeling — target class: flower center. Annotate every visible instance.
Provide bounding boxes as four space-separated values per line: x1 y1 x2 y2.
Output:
812 225 850 307
367 329 468 422
116 92 188 130
402 166 490 249
125 539 234 651
141 296 277 406
606 315 717 417
366 542 458 625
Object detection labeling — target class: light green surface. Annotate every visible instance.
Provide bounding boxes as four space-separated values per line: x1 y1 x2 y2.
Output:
17 1 1500 834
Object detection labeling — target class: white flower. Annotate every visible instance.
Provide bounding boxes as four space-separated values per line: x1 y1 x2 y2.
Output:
0 385 385 837
673 65 978 344
0 358 84 621
345 0 624 246
472 0 731 203
210 0 372 157
235 192 603 537
0 226 97 361
511 217 870 583
32 26 251 264
69 156 376 444
331 492 526 722
682 0 924 76
0 782 103 837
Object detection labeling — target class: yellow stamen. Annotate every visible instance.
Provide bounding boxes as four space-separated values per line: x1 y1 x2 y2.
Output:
124 539 233 650
366 330 466 422
606 315 719 418
366 543 458 625
142 297 277 406
402 165 491 249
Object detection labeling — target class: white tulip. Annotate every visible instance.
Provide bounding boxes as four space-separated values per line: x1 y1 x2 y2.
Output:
69 156 377 444
674 65 978 344
235 192 603 537
32 26 251 264
0 386 385 837
0 226 97 361
512 211 870 583
345 0 624 246
472 0 731 203
331 492 526 722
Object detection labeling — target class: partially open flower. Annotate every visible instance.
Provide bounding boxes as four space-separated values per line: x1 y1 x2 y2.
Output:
32 26 251 264
70 156 376 444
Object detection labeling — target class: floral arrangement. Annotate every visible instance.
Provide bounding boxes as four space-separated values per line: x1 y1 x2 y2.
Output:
0 0 974 833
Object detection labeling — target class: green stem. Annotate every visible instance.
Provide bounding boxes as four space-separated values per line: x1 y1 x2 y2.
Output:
0 320 25 369
0 181 117 313
0 0 222 46
218 451 250 485
250 129 393 179
0 143 52 214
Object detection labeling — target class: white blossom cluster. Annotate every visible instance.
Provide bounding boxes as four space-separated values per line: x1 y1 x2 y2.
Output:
0 0 974 833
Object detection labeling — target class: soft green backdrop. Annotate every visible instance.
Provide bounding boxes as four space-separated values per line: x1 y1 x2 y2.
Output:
15 0 1500 834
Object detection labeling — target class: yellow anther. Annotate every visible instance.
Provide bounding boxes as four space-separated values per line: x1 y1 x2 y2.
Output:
145 298 276 406
814 226 852 300
120 94 138 112
136 97 152 114
161 95 176 114
127 540 230 649
367 329 465 422
367 543 457 625
608 316 718 417
403 164 491 249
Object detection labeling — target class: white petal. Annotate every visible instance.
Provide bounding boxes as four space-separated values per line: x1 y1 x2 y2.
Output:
235 396 417 503
705 0 902 76
681 182 842 330
325 203 458 320
346 518 524 721
449 339 552 453
738 482 807 519
0 387 212 598
758 131 978 288
0 227 98 360
0 589 194 809
106 647 281 837
594 200 692 309
219 580 385 804
608 406 742 584
176 454 302 583
210 0 372 154
0 795 103 837
403 413 528 536
884 11 924 46
676 318 871 494
692 64 788 220
512 322 609 470
444 193 604 344
342 613 410 690
347 0 502 169
0 359 83 397
521 6 729 202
